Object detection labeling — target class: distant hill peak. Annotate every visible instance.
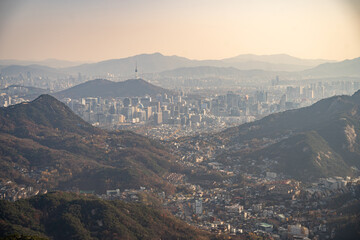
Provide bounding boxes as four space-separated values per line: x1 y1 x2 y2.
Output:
352 89 360 101
31 94 69 108
33 93 58 102
82 78 113 84
54 78 172 99
303 56 360 77
123 78 150 84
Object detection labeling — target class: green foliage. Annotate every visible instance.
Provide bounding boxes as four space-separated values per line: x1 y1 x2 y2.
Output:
212 93 360 181
0 234 48 240
0 192 210 240
257 131 351 181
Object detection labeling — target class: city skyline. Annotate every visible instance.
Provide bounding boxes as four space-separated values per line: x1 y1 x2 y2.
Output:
0 0 359 62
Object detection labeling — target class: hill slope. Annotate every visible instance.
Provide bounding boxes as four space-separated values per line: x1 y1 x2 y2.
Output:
0 95 177 193
254 131 352 180
0 192 210 240
54 78 172 99
193 91 360 181
302 57 360 77
158 66 278 78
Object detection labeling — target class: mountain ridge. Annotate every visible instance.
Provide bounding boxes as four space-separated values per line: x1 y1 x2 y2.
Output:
303 57 360 77
63 52 333 75
0 64 66 78
54 78 172 99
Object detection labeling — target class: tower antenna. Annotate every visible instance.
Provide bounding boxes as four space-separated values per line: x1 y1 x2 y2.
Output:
135 61 138 79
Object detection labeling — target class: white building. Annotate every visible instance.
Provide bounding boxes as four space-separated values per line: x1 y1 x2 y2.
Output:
195 199 203 215
288 224 309 239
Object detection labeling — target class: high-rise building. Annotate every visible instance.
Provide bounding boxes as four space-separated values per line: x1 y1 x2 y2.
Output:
131 97 140 106
123 98 131 107
256 91 268 103
195 199 202 215
162 110 170 123
154 112 162 125
140 97 151 107
146 106 152 121
227 91 238 109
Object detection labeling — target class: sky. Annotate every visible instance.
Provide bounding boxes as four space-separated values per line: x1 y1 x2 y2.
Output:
0 0 359 62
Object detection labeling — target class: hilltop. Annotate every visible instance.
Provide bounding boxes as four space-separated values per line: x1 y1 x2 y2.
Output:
54 78 172 99
0 95 178 193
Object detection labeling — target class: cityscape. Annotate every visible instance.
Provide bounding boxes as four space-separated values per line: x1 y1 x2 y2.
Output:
0 1 360 240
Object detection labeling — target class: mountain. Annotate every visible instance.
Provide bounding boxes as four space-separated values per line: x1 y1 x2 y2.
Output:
64 53 196 76
0 59 88 68
223 54 331 66
63 52 331 76
0 65 66 78
159 66 276 78
1 53 336 79
253 131 351 181
54 78 172 99
0 94 178 193
0 192 211 240
302 57 360 77
196 91 360 181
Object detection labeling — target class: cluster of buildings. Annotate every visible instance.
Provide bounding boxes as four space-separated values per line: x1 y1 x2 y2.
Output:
1 73 360 144
0 72 86 92
0 92 29 107
58 79 359 138
305 176 360 198
63 93 206 127
161 171 359 240
0 181 46 201
166 126 360 239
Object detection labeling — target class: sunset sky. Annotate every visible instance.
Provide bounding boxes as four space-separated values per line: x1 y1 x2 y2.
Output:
0 0 359 62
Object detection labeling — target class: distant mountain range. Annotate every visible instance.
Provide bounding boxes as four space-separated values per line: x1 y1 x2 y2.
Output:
65 53 195 76
1 53 359 81
0 94 178 193
158 56 360 79
0 59 88 68
158 66 283 79
223 54 331 66
0 64 66 78
192 90 360 181
54 78 172 99
303 57 360 77
64 52 331 76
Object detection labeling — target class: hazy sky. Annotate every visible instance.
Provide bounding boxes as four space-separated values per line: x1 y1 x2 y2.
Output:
0 0 359 62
